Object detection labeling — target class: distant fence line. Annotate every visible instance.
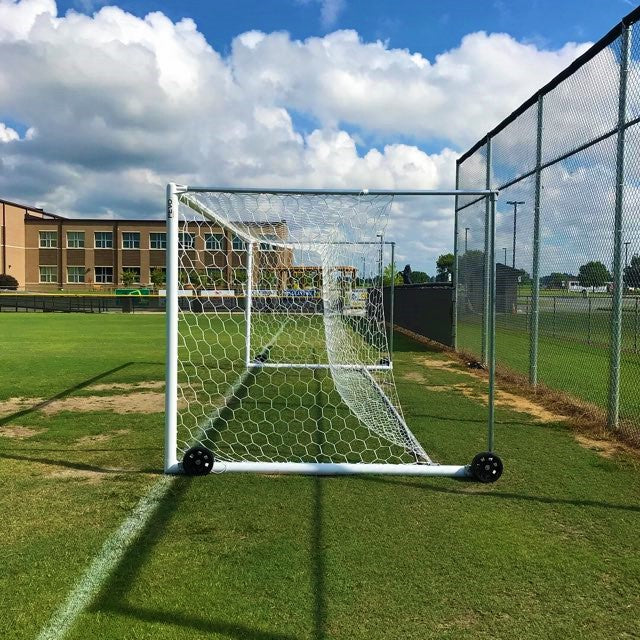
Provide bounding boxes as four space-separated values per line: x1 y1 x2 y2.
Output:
455 5 640 441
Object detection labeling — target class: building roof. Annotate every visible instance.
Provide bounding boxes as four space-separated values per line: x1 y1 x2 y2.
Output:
1 197 65 219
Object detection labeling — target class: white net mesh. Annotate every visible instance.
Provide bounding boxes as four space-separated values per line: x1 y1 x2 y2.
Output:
173 189 431 466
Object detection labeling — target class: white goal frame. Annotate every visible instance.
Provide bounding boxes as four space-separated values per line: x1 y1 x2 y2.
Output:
165 184 499 477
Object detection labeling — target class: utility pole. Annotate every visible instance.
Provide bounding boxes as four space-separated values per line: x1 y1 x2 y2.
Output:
506 200 525 269
464 227 470 253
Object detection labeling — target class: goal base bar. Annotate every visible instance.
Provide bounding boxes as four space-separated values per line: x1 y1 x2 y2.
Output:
166 461 470 477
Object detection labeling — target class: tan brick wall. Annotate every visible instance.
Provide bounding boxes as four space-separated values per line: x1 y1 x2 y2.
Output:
9 208 293 292
2 203 29 288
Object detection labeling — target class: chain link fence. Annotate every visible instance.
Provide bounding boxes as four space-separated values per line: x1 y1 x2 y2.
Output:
455 6 640 443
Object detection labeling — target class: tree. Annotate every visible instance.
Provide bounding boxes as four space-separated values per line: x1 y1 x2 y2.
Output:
541 272 571 289
457 250 484 285
382 264 402 286
121 270 137 287
624 254 640 289
436 253 454 281
411 270 431 284
578 261 611 290
0 274 19 290
150 268 165 290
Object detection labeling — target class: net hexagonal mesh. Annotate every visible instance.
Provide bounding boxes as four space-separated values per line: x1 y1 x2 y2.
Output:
172 189 431 467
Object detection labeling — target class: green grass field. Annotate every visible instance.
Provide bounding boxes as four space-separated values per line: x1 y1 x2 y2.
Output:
458 309 640 429
1 314 640 639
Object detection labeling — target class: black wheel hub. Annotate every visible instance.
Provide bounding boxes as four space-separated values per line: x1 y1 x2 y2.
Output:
182 446 214 476
470 451 503 483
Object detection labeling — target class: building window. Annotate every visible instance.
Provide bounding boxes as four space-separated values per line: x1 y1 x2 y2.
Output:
67 266 85 283
39 231 57 248
259 242 276 252
95 231 113 249
39 266 57 283
66 231 85 248
122 232 140 249
205 233 225 251
232 234 246 252
150 232 167 250
179 232 195 250
122 267 141 283
95 266 113 284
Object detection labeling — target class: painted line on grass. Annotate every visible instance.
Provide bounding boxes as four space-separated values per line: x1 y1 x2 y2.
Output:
35 323 288 640
35 475 175 640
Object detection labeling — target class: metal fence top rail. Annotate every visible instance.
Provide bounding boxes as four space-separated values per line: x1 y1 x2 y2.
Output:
179 186 498 197
457 3 640 166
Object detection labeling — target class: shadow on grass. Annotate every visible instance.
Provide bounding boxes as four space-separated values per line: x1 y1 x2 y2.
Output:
88 467 326 639
0 450 159 475
0 361 162 426
102 603 298 640
357 475 640 514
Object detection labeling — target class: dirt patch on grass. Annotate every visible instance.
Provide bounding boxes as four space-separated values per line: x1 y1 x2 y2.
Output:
406 362 568 423
41 392 167 415
416 356 479 378
45 468 123 483
0 425 45 439
574 434 630 459
75 429 130 446
88 381 164 392
402 371 427 383
0 397 44 418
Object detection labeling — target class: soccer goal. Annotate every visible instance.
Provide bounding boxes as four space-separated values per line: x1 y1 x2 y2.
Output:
164 184 502 481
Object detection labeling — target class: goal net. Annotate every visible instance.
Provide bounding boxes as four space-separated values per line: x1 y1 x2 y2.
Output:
164 185 475 477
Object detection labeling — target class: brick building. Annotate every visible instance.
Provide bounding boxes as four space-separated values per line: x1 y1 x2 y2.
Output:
1 196 354 292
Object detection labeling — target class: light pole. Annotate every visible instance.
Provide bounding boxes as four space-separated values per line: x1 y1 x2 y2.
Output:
506 200 525 269
503 247 508 265
376 234 383 284
464 227 470 253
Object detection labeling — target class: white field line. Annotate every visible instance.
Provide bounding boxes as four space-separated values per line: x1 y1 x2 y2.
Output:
36 322 288 640
35 475 175 640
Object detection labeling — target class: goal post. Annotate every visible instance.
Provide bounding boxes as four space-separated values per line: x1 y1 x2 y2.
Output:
165 183 502 481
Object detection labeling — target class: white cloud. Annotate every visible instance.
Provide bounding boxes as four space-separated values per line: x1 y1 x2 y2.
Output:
0 122 20 142
296 0 346 29
0 0 593 271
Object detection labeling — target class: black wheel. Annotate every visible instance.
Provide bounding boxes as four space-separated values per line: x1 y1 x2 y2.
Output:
470 451 503 483
182 446 214 476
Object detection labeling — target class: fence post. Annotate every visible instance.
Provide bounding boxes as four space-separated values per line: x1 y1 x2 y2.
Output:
452 163 460 351
634 297 638 353
482 139 492 364
608 23 631 431
390 241 396 358
487 192 497 452
529 94 543 386
553 296 556 338
588 296 592 345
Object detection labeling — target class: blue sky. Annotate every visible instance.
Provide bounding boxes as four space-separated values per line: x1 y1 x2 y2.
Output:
0 0 637 273
60 0 635 56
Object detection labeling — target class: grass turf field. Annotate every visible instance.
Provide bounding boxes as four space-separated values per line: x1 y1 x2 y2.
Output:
1 314 639 639
457 309 640 426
